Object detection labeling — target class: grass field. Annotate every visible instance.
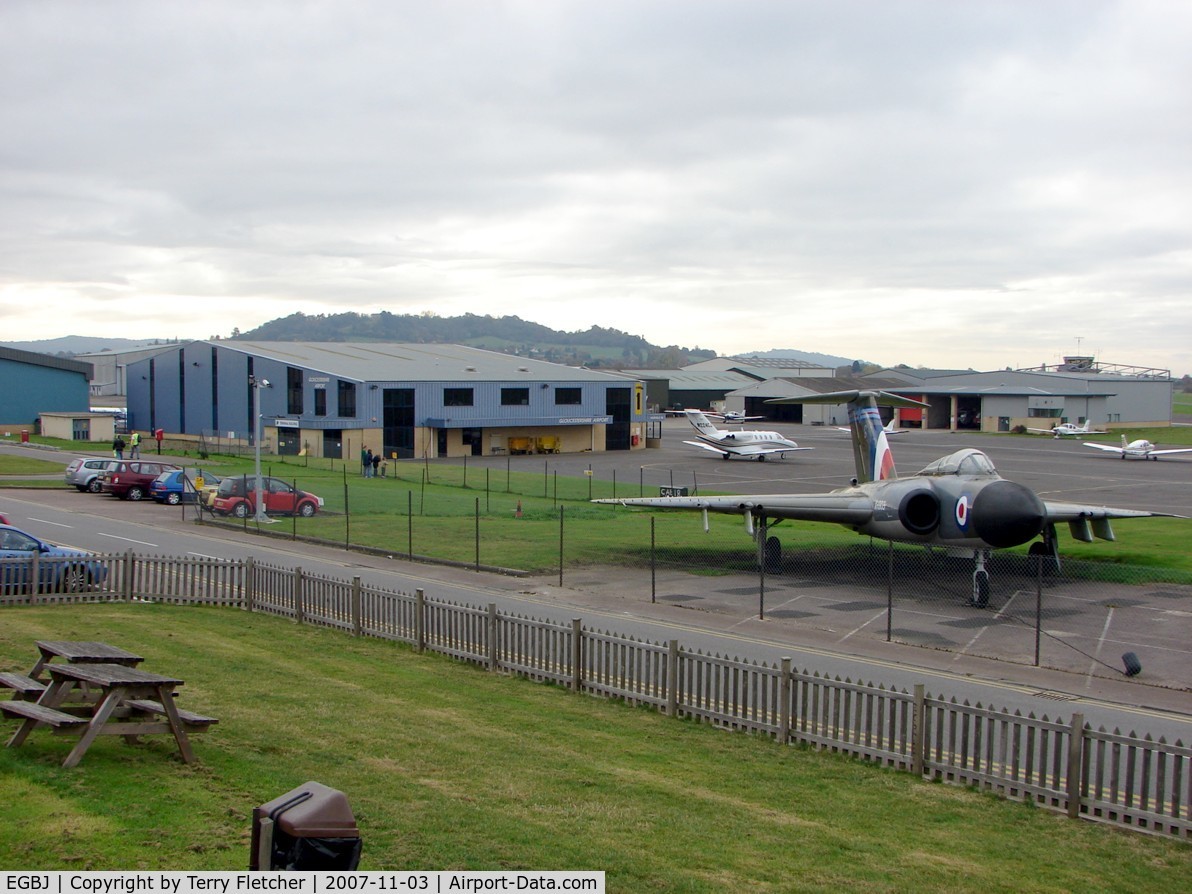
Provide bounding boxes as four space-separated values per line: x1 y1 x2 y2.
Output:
1 604 1189 887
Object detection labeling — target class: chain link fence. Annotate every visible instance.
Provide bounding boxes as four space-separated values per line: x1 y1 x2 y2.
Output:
163 454 1190 686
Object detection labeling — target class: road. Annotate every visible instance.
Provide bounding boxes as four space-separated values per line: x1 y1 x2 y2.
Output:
2 450 1189 745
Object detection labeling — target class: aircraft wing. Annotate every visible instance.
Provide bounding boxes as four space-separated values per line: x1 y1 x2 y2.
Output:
1027 427 1058 435
683 439 733 455
1042 501 1185 523
683 440 812 457
1081 442 1125 454
594 491 875 525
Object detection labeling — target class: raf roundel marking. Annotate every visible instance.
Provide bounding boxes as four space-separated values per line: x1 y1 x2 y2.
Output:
955 494 971 529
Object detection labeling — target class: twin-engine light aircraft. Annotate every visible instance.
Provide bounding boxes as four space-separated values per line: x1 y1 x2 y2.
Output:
709 411 764 423
681 409 810 461
1083 435 1192 461
598 391 1180 606
1028 420 1106 438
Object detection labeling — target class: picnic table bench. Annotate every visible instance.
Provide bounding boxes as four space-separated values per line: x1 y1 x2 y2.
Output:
2 657 217 767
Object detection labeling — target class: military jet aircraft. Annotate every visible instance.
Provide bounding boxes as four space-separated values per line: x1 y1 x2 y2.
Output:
598 391 1180 605
681 409 810 461
1083 435 1192 461
1027 420 1106 438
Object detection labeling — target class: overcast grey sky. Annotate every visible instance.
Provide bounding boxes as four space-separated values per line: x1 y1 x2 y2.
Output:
2 1 1189 372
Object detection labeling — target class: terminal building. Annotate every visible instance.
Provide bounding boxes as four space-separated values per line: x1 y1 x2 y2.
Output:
125 341 650 459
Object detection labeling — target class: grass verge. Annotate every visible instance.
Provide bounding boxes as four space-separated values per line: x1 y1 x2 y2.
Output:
0 604 1190 888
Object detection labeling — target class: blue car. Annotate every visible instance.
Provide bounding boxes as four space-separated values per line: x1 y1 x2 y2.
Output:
0 523 108 595
150 469 220 505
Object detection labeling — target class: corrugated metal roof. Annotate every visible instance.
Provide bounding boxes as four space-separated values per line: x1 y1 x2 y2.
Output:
0 345 93 376
208 341 628 383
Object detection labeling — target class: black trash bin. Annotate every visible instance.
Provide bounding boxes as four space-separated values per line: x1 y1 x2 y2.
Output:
250 781 362 871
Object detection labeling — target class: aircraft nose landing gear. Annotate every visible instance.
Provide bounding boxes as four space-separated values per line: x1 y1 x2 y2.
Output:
969 549 991 608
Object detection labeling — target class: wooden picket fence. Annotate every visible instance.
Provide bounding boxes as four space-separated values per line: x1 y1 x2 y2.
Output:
2 551 1188 839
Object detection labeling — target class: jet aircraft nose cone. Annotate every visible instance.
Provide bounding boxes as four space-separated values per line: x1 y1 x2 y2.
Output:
972 480 1046 548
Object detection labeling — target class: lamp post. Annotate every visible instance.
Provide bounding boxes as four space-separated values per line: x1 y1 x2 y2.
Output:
249 375 273 524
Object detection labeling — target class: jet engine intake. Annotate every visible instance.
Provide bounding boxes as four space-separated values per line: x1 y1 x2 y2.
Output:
897 488 940 536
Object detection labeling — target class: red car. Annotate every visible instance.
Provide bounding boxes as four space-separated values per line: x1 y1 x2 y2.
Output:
210 476 323 518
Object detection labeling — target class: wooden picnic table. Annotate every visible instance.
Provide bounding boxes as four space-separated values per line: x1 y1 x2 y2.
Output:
2 662 215 768
29 640 145 680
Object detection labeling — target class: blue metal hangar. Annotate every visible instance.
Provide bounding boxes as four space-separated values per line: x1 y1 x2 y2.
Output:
125 341 649 459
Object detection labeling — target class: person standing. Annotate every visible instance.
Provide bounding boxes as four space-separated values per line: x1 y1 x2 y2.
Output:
112 434 125 459
365 448 374 478
361 446 369 477
371 452 381 478
129 430 141 458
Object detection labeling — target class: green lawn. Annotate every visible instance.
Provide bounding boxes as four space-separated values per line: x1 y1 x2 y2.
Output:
0 604 1188 888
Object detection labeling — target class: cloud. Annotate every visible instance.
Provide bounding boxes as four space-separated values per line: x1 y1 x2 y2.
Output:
1 1 1189 373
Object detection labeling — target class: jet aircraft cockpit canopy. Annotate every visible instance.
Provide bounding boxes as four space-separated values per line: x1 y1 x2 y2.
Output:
916 448 1000 479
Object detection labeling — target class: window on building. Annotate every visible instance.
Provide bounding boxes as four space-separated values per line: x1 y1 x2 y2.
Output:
501 387 530 406
444 388 474 407
338 380 357 418
287 367 303 415
555 387 581 405
314 389 327 417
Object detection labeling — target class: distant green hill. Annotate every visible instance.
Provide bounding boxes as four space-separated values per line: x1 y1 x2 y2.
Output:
233 311 718 368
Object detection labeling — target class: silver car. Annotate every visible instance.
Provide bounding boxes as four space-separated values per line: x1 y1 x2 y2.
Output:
64 458 119 493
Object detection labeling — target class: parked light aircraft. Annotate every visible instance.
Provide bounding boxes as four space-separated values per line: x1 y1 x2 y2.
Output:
681 409 810 461
681 412 810 464
598 391 1180 605
1028 421 1106 438
836 418 906 435
710 411 765 424
1083 435 1192 461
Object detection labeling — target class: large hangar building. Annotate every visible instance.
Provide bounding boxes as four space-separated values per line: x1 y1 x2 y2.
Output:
125 341 649 460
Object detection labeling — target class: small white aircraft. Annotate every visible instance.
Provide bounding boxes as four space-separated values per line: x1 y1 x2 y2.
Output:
709 411 765 424
1028 421 1106 438
1083 435 1192 461
835 418 906 436
682 409 811 461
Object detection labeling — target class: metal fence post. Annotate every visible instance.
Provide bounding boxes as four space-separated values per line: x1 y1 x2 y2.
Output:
1066 713 1085 819
558 505 564 587
650 516 656 604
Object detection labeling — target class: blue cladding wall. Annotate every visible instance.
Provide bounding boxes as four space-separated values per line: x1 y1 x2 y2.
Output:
0 358 91 425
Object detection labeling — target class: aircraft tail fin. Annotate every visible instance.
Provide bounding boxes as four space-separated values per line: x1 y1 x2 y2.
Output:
765 389 928 483
684 409 721 439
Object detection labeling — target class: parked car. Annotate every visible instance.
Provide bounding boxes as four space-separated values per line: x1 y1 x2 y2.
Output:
99 460 180 501
0 523 108 593
210 475 324 518
64 458 120 493
150 469 222 505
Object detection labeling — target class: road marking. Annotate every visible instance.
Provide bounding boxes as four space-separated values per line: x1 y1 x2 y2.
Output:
97 532 158 547
28 517 72 528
